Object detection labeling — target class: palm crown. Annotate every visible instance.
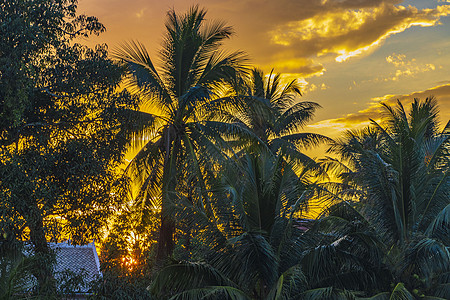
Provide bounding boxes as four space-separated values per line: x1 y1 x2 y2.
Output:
113 6 248 259
218 68 331 165
319 98 450 296
150 150 315 299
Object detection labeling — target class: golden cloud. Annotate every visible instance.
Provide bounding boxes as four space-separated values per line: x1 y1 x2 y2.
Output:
260 54 325 76
264 73 329 96
385 53 407 67
78 0 449 78
269 4 450 62
308 84 450 135
380 53 436 81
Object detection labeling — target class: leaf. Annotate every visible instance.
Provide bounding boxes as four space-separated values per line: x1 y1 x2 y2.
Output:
389 283 413 300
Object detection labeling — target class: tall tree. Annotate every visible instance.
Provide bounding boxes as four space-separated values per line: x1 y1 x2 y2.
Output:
0 0 137 294
113 5 248 260
216 68 330 163
150 150 316 299
319 98 450 297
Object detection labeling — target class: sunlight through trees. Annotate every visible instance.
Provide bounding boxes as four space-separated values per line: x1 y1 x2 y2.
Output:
1 1 448 299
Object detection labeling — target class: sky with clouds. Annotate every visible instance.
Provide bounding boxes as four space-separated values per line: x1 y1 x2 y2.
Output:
78 0 450 141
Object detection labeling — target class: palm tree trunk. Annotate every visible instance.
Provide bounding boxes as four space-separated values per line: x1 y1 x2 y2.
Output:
156 211 175 261
156 128 176 261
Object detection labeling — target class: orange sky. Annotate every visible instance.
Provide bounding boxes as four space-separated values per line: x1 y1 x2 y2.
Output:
78 0 450 145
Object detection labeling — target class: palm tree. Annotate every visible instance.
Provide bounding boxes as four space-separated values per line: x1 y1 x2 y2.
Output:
318 98 450 297
0 241 36 300
216 68 331 163
113 6 248 260
149 150 329 299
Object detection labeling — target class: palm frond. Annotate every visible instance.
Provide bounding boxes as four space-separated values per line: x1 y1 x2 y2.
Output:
266 265 307 300
277 132 332 150
425 204 450 244
169 286 250 300
358 292 390 300
433 282 450 299
112 40 173 113
388 283 414 300
197 50 249 90
276 101 321 135
118 109 165 150
300 287 357 300
401 238 450 285
149 262 238 297
216 232 279 290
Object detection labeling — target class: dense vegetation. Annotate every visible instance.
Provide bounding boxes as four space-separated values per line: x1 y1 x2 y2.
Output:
1 1 448 299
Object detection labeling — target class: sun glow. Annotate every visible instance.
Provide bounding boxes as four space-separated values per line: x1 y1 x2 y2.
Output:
335 43 377 62
121 256 138 270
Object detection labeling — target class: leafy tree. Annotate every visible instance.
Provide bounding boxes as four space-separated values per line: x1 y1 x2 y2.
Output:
113 5 248 261
0 238 37 299
88 272 152 300
0 0 137 295
100 203 158 278
0 0 105 144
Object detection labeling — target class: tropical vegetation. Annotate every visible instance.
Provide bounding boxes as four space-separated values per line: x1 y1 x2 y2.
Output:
0 1 448 300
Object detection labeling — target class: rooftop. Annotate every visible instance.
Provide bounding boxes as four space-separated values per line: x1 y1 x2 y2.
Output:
49 240 101 294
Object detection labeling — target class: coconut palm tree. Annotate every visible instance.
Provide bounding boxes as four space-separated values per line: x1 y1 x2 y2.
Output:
318 98 450 297
113 6 249 260
215 68 330 163
148 150 333 299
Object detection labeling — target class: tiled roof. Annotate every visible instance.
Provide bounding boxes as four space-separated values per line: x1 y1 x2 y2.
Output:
50 241 101 293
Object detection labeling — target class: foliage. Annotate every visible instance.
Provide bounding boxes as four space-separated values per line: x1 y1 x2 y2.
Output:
56 268 89 298
88 271 152 300
1 3 449 299
222 68 330 159
0 0 105 143
319 98 450 297
113 5 248 260
149 151 320 299
0 243 37 300
0 0 138 295
100 204 159 278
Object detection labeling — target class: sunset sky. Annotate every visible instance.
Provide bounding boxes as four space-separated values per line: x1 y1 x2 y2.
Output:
78 0 450 141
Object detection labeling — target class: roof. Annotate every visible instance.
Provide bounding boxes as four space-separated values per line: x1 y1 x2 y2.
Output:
50 240 102 294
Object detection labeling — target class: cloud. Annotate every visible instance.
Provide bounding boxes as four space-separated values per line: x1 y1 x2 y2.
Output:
269 3 450 63
136 8 146 19
349 53 438 86
380 53 436 81
191 1 409 77
369 84 450 116
273 74 315 94
309 84 450 133
271 74 329 95
385 53 407 67
264 56 325 76
78 1 450 78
